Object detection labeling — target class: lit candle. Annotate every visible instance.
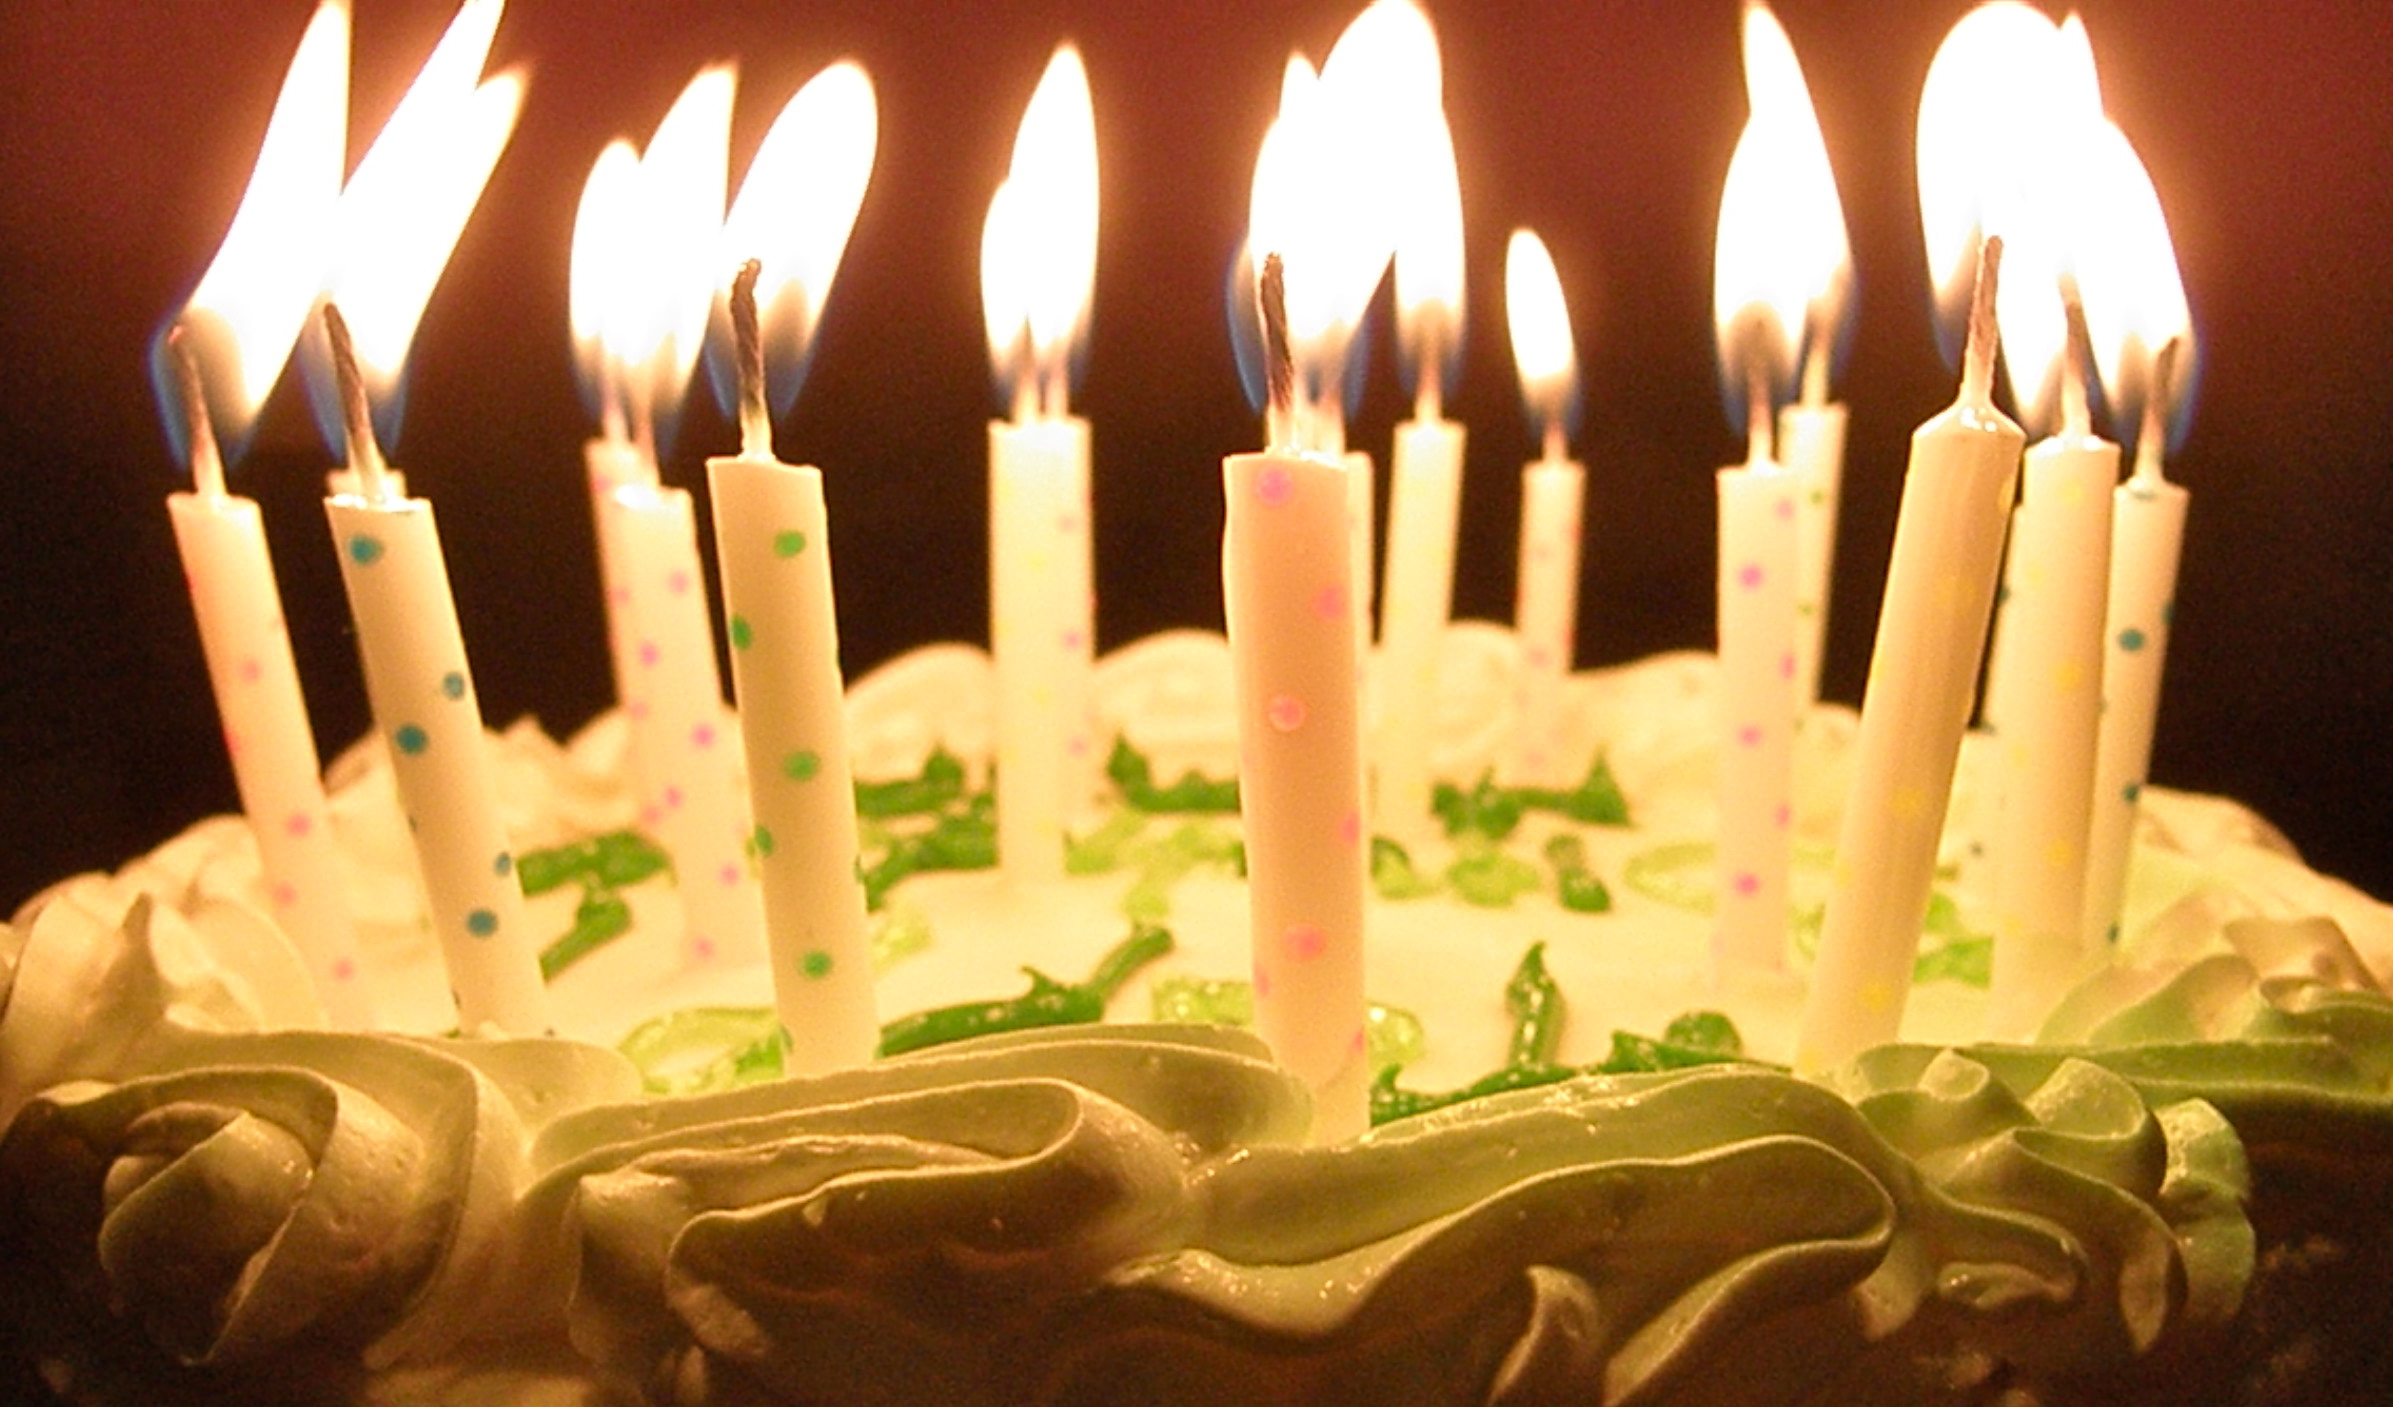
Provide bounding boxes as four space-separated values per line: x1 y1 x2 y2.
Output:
2078 108 2196 950
1226 256 1368 1143
567 139 655 733
982 45 1099 882
148 3 366 1025
1794 238 2022 1072
1738 3 1855 713
1503 228 1585 786
1708 82 1811 976
705 67 878 1075
309 1 539 1035
1372 85 1466 842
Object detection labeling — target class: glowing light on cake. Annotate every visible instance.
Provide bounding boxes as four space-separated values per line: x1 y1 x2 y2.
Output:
1708 90 1804 977
313 0 542 1034
983 45 1100 881
1504 228 1586 785
1375 66 1467 841
706 75 884 1071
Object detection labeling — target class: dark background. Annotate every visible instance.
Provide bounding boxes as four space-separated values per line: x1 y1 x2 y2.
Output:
2 0 2387 914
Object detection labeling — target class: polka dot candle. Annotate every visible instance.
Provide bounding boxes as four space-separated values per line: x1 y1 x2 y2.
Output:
1986 430 2118 1035
1511 456 1586 785
168 489 371 1026
1777 400 1848 711
1223 448 1369 1142
1714 459 1800 974
707 451 878 1074
987 415 1091 883
1372 419 1465 844
325 491 547 1035
601 481 766 970
2083 469 2188 948
584 437 656 783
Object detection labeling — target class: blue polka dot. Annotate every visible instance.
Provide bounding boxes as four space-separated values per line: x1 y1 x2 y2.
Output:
466 908 498 937
395 724 429 755
2123 781 2143 804
493 851 513 878
346 534 385 566
2118 626 2148 653
441 671 466 700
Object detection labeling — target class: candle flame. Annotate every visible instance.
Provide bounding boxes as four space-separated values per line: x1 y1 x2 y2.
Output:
152 0 347 470
300 0 520 458
1505 228 1579 452
1393 108 1463 410
2076 113 2195 461
1735 2 1850 400
568 139 645 429
981 45 1096 414
1917 1 2092 430
711 60 878 425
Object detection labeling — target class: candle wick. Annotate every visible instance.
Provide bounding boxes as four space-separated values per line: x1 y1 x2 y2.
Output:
322 302 390 502
165 323 228 499
2133 337 2179 487
1040 356 1069 422
1008 356 1038 426
597 355 629 447
1745 356 1775 468
2057 275 2094 440
1542 414 1567 467
1959 234 2003 407
1798 317 1830 409
1260 252 1297 452
1414 318 1444 425
731 258 773 460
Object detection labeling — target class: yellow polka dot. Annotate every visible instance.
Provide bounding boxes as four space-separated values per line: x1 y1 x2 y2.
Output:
2042 838 2076 870
2050 659 2086 693
1860 979 1895 1013
1891 784 1928 821
2058 476 2088 508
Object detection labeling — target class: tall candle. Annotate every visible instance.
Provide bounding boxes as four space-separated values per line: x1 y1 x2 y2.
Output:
1795 240 2022 1072
709 264 877 1074
982 46 1100 880
321 308 546 1035
163 333 368 1026
1986 297 2115 1034
1781 395 1848 709
1226 256 1369 1142
1503 229 1585 785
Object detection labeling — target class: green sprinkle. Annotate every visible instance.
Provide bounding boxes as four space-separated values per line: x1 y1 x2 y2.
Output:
1432 754 1630 839
869 900 935 972
1446 847 1541 907
540 888 632 980
1505 942 1566 1068
855 747 968 816
1106 735 1240 812
1623 841 1718 914
617 1007 786 1095
516 830 671 896
1066 809 1148 874
876 923 1174 1057
1543 834 1613 913
1370 835 1440 900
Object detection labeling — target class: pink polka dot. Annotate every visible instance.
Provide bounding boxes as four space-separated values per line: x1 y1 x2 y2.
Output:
239 656 264 683
1731 871 1761 897
269 879 298 908
1255 465 1293 506
663 785 685 811
1284 923 1328 962
1774 802 1793 829
330 956 357 982
224 729 244 758
666 569 692 596
1338 810 1362 846
1524 645 1552 669
610 585 633 606
1737 723 1764 748
1253 963 1273 999
285 811 313 837
1061 628 1087 650
1737 563 1765 590
1531 542 1554 564
1266 694 1307 732
627 699 651 721
1057 510 1083 533
1774 496 1796 521
691 722 717 749
1349 1026 1367 1055
1311 582 1348 622
639 803 665 827
1067 733 1091 758
638 640 661 668
691 935 716 961
1780 651 1797 680
719 863 743 886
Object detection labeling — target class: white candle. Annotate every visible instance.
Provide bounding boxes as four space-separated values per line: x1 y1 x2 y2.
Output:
163 338 368 1026
709 263 877 1074
1503 229 1585 785
1795 240 2022 1072
1780 399 1848 708
1374 416 1464 836
1713 433 1799 976
601 483 766 971
2083 454 2186 946
982 46 1100 879
1226 256 1369 1143
322 309 544 1036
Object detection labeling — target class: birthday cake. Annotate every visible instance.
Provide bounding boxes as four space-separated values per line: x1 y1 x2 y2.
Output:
4 628 2391 1406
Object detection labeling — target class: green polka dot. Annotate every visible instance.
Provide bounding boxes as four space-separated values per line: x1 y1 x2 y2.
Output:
750 824 776 858
781 749 821 781
800 949 834 979
441 670 467 700
730 615 753 650
466 908 498 937
2118 626 2148 653
346 534 385 566
2123 781 2143 804
493 851 513 878
395 724 429 755
773 529 808 558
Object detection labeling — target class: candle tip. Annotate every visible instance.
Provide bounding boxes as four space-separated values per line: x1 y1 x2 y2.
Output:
2134 337 2180 484
2057 273 2094 439
164 323 228 498
1960 235 2002 405
1259 252 1296 446
731 259 772 459
322 302 390 499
